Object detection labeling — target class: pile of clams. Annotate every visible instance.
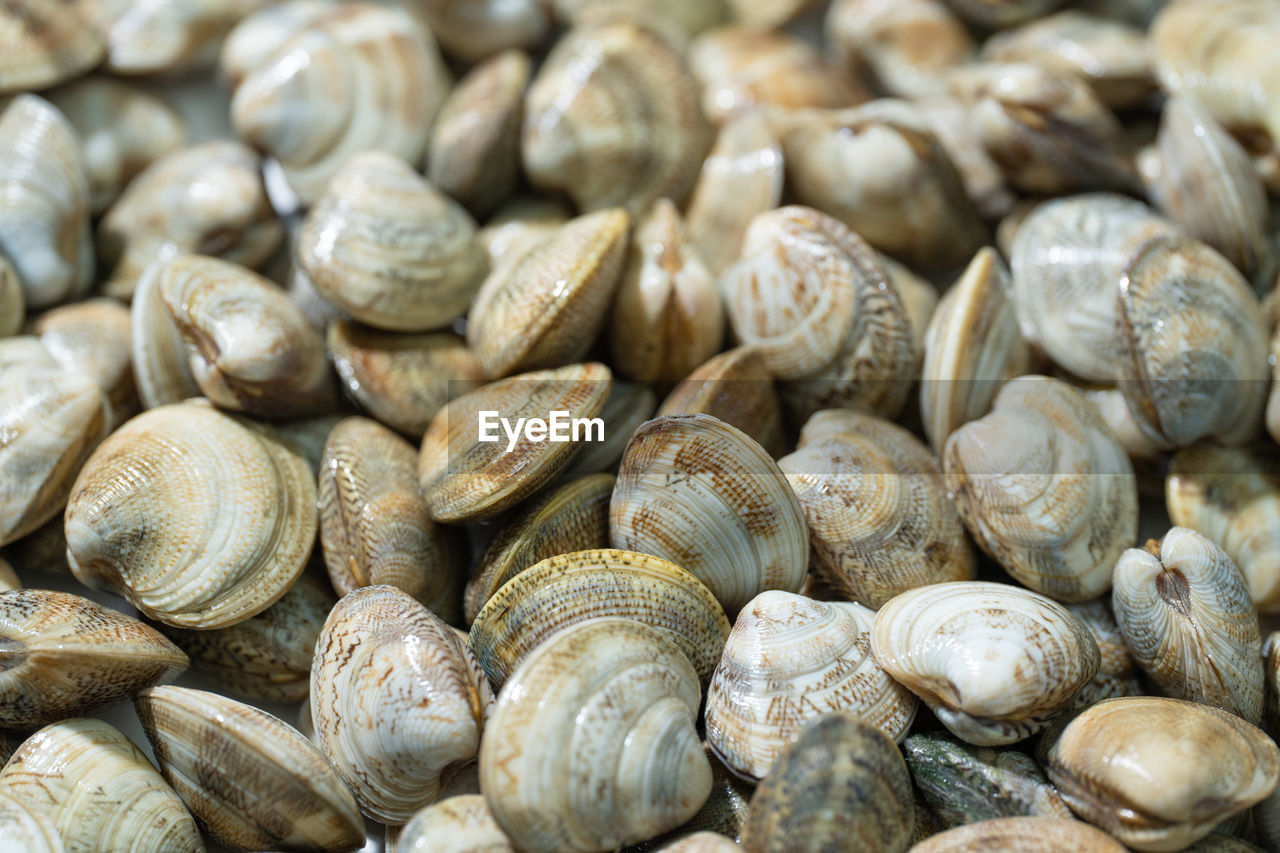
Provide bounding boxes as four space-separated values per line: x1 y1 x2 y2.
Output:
4 0 1280 851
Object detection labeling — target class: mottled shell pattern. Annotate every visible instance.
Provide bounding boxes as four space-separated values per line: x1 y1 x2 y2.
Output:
0 0 104 94
397 795 515 853
1062 598 1142 712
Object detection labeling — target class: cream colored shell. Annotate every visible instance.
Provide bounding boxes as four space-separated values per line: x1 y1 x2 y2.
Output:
32 298 137 428
75 0 272 74
0 790 63 853
657 347 786 458
398 795 515 853
0 1 104 93
826 0 974 99
654 833 743 852
0 255 22 338
1062 598 1142 712
129 263 201 410
909 817 1125 853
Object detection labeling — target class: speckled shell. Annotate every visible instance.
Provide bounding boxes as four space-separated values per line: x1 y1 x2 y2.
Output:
311 585 493 824
1061 598 1142 712
684 112 784 279
398 795 514 853
657 347 785 458
0 0 104 93
418 362 612 523
468 208 628 378
706 591 919 781
320 417 460 622
781 409 975 609
0 790 63 853
136 685 365 852
740 713 914 853
611 414 808 615
1112 527 1264 724
921 247 1030 452
826 0 974 98
427 50 529 216
228 2 451 204
479 617 711 853
0 589 187 728
0 718 202 853
299 150 485 332
1046 697 1280 852
522 22 709 214
561 380 656 476
32 299 137 428
470 549 729 689
909 817 1125 853
871 581 1101 746
944 376 1138 602
98 141 282 302
464 474 613 623
160 572 333 703
0 95 92 311
65 403 317 629
1117 236 1269 448
0 254 21 338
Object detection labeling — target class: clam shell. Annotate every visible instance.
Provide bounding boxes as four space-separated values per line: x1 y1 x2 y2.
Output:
944 376 1138 602
522 22 709 214
825 0 974 99
630 746 751 850
418 362 612 523
0 557 17 591
320 416 461 622
656 347 785 458
468 209 628 378
311 585 494 824
705 591 919 781
725 0 821 28
0 589 187 728
65 402 317 629
1046 696 1280 852
610 413 808 615
652 833 742 852
940 0 1065 28
871 581 1101 746
397 795 514 853
780 409 975 609
1062 598 1142 712
77 0 273 74
0 790 63 853
882 254 938 354
908 817 1125 853
299 150 485 333
475 196 571 275
740 713 914 853
32 298 137 428
417 0 550 62
469 548 730 690
1112 527 1264 724
129 263 201 410
136 685 364 852
0 254 21 338
0 0 104 93
913 94 1016 220
561 380 656 476
479 617 711 853
0 718 201 852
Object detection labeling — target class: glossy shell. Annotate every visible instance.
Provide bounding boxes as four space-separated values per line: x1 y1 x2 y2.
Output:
657 347 785 458
397 795 514 853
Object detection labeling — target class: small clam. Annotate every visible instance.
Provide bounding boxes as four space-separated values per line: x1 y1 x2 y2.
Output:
740 713 914 853
76 0 273 74
0 0 104 93
298 150 485 333
464 474 614 623
0 589 187 728
397 795 514 853
652 833 742 853
0 254 21 338
479 617 711 853
944 376 1138 602
418 362 612 523
467 209 628 378
912 94 1016 220
780 409 975 608
1112 527 1264 724
611 414 808 615
31 298 137 428
909 817 1125 853
1062 598 1143 711
312 585 494 824
427 50 529 217
0 790 62 853
522 22 709 214
657 347 786 458
0 718 201 853
228 2 451 203
825 0 974 98
469 548 730 689
65 402 317 629
706 591 919 781
1045 696 1280 851
98 140 283 301
939 0 1066 29
0 558 17 591
871 581 1101 746
0 95 92 311
561 380 657 475
416 0 550 62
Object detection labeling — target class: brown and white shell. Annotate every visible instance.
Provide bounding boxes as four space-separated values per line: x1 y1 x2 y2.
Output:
65 402 317 629
610 414 808 615
909 817 1125 853
298 150 485 332
311 585 494 824
944 376 1138 602
872 581 1101 746
780 409 974 608
0 1 104 93
136 685 365 853
75 0 272 74
1112 527 1264 724
479 617 711 853
826 0 974 99
397 795 515 853
1061 598 1142 712
522 22 709 214
657 347 785 458
0 790 63 853
706 591 919 781
415 0 550 62
475 196 572 276
561 380 656 476
31 298 137 428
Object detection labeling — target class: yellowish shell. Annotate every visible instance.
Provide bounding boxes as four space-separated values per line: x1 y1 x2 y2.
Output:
0 0 104 93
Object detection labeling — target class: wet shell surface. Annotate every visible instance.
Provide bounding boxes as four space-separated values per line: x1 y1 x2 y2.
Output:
397 795 514 853
0 589 187 728
298 150 485 333
706 591 919 781
871 581 1101 746
1112 527 1264 724
1045 697 1280 852
0 717 202 853
0 1 104 93
656 347 785 458
311 585 493 824
0 789 63 853
610 414 808 615
909 817 1125 853
479 617 711 853
780 409 975 609
136 685 365 852
469 548 729 689
64 402 317 629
